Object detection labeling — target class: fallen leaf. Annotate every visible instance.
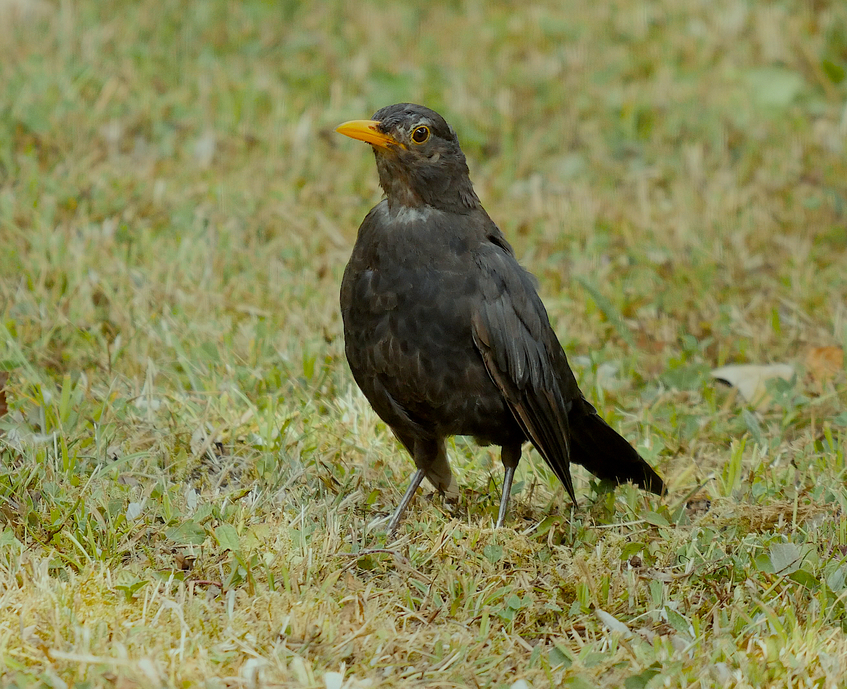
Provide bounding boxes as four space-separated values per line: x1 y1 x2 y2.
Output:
745 67 805 108
324 672 344 689
710 363 795 408
0 371 7 421
769 542 803 576
595 608 631 637
173 552 195 570
126 502 144 521
194 130 216 168
805 346 843 384
0 0 51 23
685 493 712 519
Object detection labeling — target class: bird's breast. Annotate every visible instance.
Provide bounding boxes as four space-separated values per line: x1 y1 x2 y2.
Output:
341 230 491 409
340 202 525 440
343 258 478 355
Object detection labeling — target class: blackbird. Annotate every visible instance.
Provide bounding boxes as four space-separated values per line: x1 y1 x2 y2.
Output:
337 103 663 533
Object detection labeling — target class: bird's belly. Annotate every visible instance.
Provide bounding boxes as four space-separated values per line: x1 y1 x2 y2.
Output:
342 267 521 443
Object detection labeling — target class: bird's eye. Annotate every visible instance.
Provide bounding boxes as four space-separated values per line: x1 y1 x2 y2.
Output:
411 125 430 144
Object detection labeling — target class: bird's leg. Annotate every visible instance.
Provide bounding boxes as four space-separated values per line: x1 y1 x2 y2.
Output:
496 466 515 528
387 468 426 536
496 444 522 528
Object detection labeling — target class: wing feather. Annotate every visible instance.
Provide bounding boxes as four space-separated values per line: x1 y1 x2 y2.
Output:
471 246 579 501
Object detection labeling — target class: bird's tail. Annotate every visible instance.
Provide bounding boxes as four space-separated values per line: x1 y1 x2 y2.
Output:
569 401 664 494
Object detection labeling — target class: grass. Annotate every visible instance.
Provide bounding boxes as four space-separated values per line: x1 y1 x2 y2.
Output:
1 0 846 686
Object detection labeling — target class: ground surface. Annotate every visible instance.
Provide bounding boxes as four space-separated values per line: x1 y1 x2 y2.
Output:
2 0 847 687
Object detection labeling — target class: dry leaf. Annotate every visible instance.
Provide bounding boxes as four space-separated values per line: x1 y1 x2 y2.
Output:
805 346 844 384
324 672 344 689
710 363 794 408
194 130 216 168
685 493 712 519
0 0 51 23
0 371 8 420
595 608 632 637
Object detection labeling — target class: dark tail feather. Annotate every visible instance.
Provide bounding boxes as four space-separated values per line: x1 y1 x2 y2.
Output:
569 405 664 494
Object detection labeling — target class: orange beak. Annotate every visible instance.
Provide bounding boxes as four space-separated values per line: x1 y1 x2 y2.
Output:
336 119 399 149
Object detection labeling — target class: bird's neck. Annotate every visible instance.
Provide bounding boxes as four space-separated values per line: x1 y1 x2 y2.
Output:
376 156 481 214
381 179 425 212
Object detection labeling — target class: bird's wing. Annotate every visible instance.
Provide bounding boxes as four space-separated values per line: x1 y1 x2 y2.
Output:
470 242 580 501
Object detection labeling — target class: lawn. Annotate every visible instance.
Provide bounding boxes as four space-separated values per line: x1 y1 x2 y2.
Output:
1 0 847 686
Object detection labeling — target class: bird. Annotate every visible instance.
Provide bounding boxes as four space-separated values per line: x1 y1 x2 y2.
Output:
337 103 663 534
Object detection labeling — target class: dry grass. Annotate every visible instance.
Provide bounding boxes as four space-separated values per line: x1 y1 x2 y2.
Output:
1 0 847 686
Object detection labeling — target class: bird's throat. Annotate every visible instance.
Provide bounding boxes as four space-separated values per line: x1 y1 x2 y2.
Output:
374 144 480 214
375 157 425 211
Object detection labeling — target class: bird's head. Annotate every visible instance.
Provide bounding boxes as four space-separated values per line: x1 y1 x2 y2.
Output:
337 103 480 214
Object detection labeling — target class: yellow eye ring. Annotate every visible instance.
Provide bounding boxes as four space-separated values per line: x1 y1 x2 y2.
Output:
411 125 430 144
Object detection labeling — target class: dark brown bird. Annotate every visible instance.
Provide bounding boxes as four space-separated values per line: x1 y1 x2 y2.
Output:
337 103 663 534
